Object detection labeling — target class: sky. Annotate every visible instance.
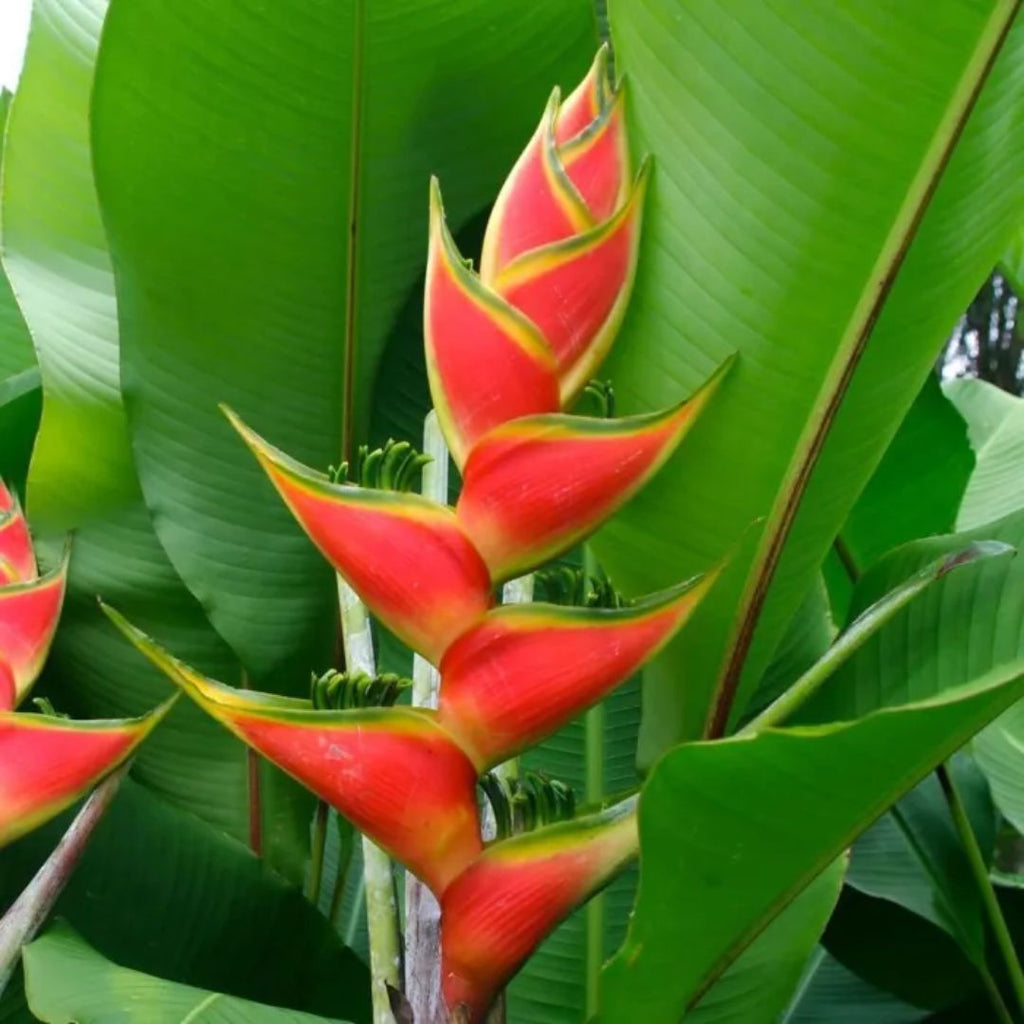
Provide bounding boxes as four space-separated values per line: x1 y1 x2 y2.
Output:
0 0 32 91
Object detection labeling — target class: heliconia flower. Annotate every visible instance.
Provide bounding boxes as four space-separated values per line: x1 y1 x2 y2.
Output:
104 606 484 895
479 46 627 282
441 796 638 1022
225 408 493 665
456 363 728 582
427 49 647 466
425 180 561 468
0 699 173 847
437 573 718 770
490 163 648 404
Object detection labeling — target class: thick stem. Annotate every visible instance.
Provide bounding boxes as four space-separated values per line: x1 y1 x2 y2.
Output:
937 763 1024 1020
582 545 604 1018
0 763 129 995
339 577 401 1024
405 410 449 1024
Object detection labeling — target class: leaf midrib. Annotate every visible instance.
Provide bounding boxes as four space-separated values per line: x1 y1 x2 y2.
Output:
706 0 1023 739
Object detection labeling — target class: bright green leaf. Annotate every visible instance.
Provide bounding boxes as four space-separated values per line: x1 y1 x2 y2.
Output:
24 924 349 1024
1 780 370 1020
975 699 1024 835
594 0 1024 753
688 858 846 1023
599 662 1024 1021
90 0 597 680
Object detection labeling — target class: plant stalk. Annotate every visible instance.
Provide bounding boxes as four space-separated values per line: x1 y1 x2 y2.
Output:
338 576 401 1024
404 410 448 1024
582 544 606 1017
937 763 1024 1020
306 799 330 904
0 762 129 996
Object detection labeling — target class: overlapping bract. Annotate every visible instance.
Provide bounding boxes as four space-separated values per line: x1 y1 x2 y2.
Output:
106 50 727 1021
0 479 168 847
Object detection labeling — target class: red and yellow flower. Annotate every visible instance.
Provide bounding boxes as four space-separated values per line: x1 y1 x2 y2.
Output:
0 479 169 847
106 48 730 1022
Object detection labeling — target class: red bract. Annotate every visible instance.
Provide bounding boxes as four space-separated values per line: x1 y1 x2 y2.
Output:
129 49 730 1013
105 607 484 895
0 477 170 847
441 797 638 1022
438 574 717 770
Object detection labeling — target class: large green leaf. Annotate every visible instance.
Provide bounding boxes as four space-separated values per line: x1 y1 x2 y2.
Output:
975 696 1024 834
1001 223 1024 293
0 780 370 1020
799 508 1024 723
593 0 1024 752
839 375 973 574
1 0 310 879
687 858 845 1023
944 377 1020 450
1 0 134 526
0 369 41 499
0 89 35 385
24 925 348 1024
784 950 928 1023
599 662 1024 1022
954 388 1024 529
90 0 597 680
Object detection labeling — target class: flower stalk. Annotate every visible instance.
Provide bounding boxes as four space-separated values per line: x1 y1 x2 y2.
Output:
0 762 129 996
338 576 401 1024
404 410 448 1024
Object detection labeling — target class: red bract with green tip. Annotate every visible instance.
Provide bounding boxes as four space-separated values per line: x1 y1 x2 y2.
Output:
227 408 494 664
0 702 173 847
437 574 717 770
441 797 639 1022
425 182 561 469
457 365 726 581
105 606 484 895
0 475 171 849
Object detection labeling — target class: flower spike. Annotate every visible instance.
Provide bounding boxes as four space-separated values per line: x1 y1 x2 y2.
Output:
558 83 630 223
457 362 728 582
104 606 483 894
225 408 493 664
478 90 595 283
553 45 613 145
0 698 174 848
438 573 718 771
441 796 638 1022
493 161 650 403
425 181 561 467
0 556 69 709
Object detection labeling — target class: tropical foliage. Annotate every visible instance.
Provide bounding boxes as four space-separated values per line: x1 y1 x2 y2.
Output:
1 1 1024 1022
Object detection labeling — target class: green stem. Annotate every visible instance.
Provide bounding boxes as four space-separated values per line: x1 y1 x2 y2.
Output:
582 545 604 1018
328 814 356 930
305 800 329 905
0 762 129 995
937 763 1024 1020
338 576 401 1024
403 410 448 1024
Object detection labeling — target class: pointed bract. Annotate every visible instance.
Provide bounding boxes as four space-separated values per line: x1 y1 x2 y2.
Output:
553 45 611 145
457 365 727 581
559 85 630 222
479 92 594 284
494 163 650 402
438 575 716 770
441 796 638 1022
0 506 36 583
226 409 492 664
106 607 483 894
0 558 68 707
0 700 173 848
425 181 561 467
